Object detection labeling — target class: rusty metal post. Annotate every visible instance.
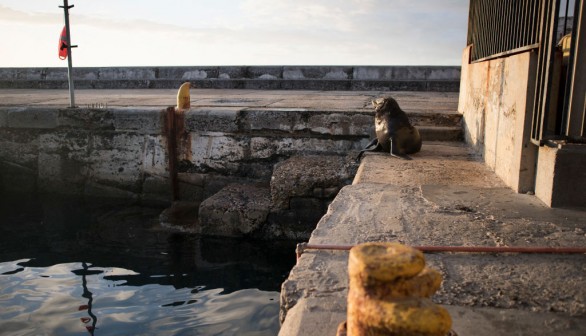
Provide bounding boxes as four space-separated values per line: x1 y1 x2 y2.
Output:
164 82 191 201
166 106 179 201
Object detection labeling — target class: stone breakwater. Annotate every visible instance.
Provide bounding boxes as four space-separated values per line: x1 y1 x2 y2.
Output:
0 66 460 91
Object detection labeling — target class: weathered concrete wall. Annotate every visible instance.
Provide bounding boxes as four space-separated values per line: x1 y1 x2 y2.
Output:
0 106 166 201
0 106 372 203
458 46 538 193
0 66 460 91
0 90 464 237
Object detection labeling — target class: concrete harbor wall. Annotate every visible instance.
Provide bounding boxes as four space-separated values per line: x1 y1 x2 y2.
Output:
0 105 372 239
0 105 368 201
0 90 461 239
0 65 460 91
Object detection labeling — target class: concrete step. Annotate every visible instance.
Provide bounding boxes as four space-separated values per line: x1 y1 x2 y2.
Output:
419 126 463 142
409 111 462 127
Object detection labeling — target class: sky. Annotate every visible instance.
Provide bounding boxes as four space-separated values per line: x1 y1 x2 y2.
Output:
0 0 469 67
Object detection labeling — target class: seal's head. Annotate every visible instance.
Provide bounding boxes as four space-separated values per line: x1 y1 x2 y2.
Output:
372 96 401 116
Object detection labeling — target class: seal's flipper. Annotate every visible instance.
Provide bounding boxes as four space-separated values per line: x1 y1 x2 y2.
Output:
364 138 379 150
390 153 413 160
356 138 381 161
389 138 413 160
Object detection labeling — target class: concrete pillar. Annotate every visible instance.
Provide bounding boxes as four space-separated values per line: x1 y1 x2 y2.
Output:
535 142 586 208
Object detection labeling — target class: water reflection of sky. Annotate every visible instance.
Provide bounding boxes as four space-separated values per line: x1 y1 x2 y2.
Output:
0 260 280 335
0 196 296 335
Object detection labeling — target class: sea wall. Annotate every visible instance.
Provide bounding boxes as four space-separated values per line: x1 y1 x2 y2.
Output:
0 90 462 238
0 66 460 91
0 106 370 203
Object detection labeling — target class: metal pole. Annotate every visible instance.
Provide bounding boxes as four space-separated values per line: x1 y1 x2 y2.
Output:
60 0 76 108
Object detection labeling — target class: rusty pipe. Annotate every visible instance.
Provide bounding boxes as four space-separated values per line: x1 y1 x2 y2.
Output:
296 243 586 261
165 106 179 201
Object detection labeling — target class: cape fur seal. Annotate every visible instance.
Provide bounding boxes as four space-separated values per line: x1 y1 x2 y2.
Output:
358 96 422 160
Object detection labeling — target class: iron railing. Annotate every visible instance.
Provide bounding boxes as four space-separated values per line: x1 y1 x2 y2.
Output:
531 0 562 143
532 0 583 143
467 0 543 62
467 0 584 143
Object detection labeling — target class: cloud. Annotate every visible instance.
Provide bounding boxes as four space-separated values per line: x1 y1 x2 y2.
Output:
0 4 200 35
0 5 60 25
240 0 371 32
0 1 468 66
234 0 468 64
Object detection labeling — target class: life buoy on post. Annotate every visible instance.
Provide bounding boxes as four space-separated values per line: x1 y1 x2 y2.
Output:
58 25 68 60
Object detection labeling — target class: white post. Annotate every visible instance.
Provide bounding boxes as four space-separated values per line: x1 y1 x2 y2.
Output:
60 0 76 108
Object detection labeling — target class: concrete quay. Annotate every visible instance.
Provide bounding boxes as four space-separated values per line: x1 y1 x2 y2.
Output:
1 88 584 335
279 143 586 335
0 89 460 240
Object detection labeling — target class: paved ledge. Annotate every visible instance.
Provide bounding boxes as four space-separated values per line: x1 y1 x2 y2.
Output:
0 89 459 110
0 66 460 91
279 142 586 335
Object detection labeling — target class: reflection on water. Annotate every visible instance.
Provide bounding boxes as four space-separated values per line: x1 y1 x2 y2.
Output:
0 195 297 335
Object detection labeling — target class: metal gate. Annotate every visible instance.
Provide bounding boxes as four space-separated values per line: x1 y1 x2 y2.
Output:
467 0 584 144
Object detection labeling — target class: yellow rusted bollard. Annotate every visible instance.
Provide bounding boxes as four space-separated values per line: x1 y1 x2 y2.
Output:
176 82 191 111
340 242 452 336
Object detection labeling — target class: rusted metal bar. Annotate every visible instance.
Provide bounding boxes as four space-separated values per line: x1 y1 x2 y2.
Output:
472 43 539 63
296 242 586 261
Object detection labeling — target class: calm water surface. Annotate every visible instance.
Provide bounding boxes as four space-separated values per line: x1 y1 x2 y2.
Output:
0 195 297 335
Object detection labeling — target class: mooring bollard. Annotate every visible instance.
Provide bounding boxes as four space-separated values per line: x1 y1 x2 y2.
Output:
338 242 452 336
176 82 191 111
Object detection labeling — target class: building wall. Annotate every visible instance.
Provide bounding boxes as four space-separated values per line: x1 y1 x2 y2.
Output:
458 46 538 193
